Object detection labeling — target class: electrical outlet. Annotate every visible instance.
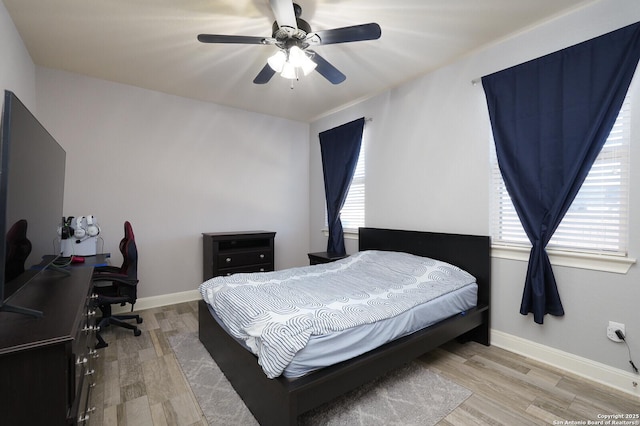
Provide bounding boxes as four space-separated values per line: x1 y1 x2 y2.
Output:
607 321 625 342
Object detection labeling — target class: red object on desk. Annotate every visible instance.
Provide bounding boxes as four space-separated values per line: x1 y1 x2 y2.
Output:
70 256 85 263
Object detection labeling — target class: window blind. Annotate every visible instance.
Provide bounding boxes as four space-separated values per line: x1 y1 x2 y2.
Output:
340 136 365 231
490 96 631 255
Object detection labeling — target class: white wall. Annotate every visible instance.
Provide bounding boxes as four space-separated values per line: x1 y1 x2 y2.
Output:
0 1 35 109
35 68 310 299
309 0 640 380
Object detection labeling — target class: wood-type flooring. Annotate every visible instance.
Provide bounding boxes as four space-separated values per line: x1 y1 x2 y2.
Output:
87 301 639 425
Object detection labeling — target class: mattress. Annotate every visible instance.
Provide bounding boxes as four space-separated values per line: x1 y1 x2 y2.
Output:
199 250 478 378
206 282 477 378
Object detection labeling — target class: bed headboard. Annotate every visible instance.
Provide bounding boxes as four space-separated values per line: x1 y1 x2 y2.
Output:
358 227 491 308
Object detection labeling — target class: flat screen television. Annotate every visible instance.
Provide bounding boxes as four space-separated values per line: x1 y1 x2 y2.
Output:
0 90 66 317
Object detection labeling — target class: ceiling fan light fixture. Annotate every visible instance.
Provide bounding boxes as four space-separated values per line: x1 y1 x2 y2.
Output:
288 46 305 67
267 50 286 72
288 46 317 76
280 61 298 79
300 55 317 76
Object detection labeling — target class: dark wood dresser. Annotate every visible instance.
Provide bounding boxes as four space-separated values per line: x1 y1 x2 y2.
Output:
202 231 276 280
0 266 98 425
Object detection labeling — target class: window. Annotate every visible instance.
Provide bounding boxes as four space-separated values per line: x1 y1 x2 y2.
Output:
490 96 631 256
341 138 365 231
324 135 365 232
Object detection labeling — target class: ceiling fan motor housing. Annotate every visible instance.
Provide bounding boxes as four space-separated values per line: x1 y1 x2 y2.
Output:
272 18 311 42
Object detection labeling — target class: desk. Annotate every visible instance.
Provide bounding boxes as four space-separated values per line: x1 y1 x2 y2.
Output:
51 253 111 268
4 254 109 303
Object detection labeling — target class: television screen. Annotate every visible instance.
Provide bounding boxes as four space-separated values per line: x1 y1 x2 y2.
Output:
0 90 66 316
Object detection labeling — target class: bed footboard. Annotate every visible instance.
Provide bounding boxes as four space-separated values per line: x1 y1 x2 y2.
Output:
198 300 297 425
199 300 488 425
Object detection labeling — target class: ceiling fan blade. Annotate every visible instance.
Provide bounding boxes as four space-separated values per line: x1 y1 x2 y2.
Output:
309 23 381 45
269 0 297 29
253 64 277 84
311 52 346 85
197 34 272 45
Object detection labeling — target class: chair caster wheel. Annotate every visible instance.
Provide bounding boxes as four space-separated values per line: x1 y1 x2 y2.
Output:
136 317 143 324
134 329 141 337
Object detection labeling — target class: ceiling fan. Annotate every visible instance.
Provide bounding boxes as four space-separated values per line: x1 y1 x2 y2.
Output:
197 0 381 85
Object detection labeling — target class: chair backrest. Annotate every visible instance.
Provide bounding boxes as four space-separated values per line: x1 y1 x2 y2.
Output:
115 221 138 303
118 221 138 281
5 219 32 281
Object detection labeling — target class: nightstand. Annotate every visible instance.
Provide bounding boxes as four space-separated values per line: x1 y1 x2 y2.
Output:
307 251 348 265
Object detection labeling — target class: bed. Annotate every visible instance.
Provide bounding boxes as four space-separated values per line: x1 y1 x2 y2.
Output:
198 227 491 425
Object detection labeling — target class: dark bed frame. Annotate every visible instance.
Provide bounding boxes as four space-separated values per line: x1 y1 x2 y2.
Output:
198 227 491 425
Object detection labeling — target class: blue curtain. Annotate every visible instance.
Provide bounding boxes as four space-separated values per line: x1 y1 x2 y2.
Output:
319 117 365 255
482 22 640 324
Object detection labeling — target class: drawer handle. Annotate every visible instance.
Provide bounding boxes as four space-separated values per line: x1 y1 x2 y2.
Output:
226 257 232 263
76 357 88 366
259 254 265 259
89 293 99 300
82 325 100 334
86 309 96 317
78 407 96 423
260 268 265 272
89 349 100 359
85 369 95 376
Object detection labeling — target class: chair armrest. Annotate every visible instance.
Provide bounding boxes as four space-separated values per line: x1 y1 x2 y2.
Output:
92 274 139 287
93 265 122 274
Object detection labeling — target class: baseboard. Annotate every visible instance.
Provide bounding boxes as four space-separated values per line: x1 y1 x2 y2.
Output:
112 289 201 314
491 329 640 397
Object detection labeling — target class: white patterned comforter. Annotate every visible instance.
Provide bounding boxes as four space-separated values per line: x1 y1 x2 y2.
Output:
199 250 476 378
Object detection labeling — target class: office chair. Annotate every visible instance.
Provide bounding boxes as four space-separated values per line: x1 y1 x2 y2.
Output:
93 221 142 349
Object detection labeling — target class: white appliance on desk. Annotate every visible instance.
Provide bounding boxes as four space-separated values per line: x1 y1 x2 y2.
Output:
60 215 101 257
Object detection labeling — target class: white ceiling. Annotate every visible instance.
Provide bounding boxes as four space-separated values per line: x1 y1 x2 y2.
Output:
4 0 593 122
